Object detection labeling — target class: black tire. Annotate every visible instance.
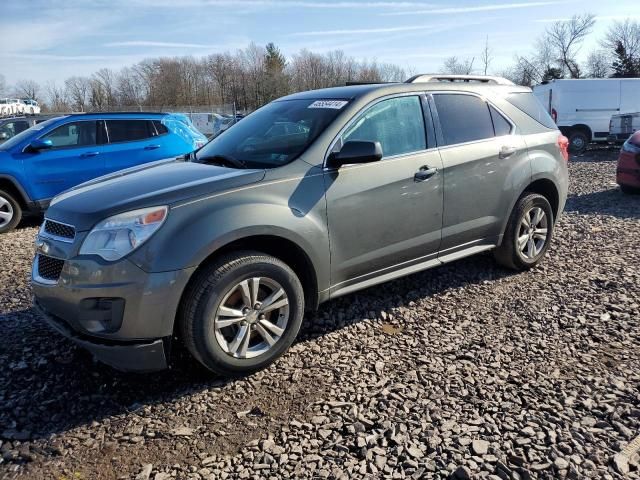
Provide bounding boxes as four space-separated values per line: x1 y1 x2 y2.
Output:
0 189 22 234
179 251 305 376
620 184 640 195
568 130 589 154
494 193 554 271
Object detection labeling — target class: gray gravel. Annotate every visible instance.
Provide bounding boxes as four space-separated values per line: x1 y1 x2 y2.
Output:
1 148 639 480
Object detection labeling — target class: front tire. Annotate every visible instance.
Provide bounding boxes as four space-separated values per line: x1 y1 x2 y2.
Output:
494 193 554 271
179 251 305 376
568 130 589 154
0 190 22 234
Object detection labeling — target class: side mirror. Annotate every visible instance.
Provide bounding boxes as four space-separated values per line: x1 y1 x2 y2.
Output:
327 141 383 168
28 139 53 151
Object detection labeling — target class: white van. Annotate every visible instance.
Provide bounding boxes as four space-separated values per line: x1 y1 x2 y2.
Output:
533 78 640 152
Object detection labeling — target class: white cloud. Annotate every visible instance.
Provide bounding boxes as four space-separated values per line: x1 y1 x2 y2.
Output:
290 24 443 36
104 41 221 49
383 1 570 16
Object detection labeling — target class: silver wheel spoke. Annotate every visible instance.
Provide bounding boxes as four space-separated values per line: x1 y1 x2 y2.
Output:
250 277 261 305
237 280 252 308
532 208 544 226
228 324 249 356
260 287 285 309
527 237 535 258
261 298 288 314
259 319 285 336
218 306 246 318
0 197 9 209
255 324 277 346
216 316 246 328
518 234 529 251
0 211 11 222
533 228 547 240
520 216 530 229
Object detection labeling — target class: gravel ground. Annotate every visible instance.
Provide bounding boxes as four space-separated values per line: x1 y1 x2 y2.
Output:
1 148 639 480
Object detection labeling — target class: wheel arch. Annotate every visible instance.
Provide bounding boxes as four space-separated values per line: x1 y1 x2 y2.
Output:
0 175 31 210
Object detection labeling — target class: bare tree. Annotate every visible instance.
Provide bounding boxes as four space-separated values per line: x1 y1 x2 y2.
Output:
15 79 41 101
44 81 69 112
585 50 610 78
0 74 9 97
65 76 91 111
442 56 475 75
545 13 596 78
480 36 493 75
603 19 640 60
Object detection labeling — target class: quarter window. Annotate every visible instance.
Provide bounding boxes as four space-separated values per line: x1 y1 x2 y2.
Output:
341 96 426 158
42 121 97 148
490 106 513 136
433 94 494 146
152 120 169 135
106 120 154 143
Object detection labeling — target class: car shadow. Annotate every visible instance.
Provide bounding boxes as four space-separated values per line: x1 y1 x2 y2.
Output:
0 252 515 442
564 187 640 220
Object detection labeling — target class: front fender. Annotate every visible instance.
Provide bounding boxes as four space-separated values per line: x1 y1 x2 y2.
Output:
129 170 330 291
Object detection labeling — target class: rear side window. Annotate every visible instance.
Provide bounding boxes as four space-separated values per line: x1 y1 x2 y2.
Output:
490 106 513 136
434 94 494 146
152 120 169 135
106 120 154 143
42 121 97 148
342 96 426 157
506 92 556 129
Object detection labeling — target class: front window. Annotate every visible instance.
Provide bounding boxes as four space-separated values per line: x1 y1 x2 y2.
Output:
195 99 348 169
42 121 97 148
0 117 61 151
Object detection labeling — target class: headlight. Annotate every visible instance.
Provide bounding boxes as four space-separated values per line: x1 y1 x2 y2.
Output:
79 206 168 261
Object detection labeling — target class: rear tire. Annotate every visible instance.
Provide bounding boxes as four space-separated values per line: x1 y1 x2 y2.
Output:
620 184 640 195
568 130 589 154
179 251 305 376
0 190 22 234
494 193 554 271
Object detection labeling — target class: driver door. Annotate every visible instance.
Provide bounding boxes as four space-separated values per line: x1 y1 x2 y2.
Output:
324 95 444 293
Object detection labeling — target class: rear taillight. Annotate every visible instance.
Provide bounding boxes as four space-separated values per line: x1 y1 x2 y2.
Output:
557 135 569 162
551 108 558 123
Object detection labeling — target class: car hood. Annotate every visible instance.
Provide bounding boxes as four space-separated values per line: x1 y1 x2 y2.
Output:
47 159 265 231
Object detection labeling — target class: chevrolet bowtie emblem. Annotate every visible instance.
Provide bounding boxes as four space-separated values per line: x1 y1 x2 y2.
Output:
36 238 50 255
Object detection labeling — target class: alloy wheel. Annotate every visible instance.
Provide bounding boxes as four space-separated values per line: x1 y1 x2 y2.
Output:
213 276 290 359
517 206 548 260
0 196 14 229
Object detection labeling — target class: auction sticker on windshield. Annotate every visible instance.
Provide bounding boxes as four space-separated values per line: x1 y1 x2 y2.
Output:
308 100 349 109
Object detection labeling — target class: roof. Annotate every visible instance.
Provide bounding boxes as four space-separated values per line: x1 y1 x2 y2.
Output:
278 81 530 102
64 111 170 118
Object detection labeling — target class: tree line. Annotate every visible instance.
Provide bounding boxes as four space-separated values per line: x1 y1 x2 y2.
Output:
2 16 639 113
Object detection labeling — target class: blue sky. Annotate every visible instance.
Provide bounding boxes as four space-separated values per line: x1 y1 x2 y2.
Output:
1 0 639 85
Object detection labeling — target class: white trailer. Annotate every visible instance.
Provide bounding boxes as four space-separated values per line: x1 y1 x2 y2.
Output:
533 78 640 152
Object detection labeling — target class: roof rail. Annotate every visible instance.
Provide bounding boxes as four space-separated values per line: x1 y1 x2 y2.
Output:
406 74 515 86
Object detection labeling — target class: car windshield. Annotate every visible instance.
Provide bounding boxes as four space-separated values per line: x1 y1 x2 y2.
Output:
195 98 348 169
0 117 61 151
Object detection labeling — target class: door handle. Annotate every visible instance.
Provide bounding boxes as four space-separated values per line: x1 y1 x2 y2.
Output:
80 152 100 157
414 165 438 181
499 146 517 159
144 144 161 150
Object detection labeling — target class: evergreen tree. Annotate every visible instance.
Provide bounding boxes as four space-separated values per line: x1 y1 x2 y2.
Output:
611 41 639 77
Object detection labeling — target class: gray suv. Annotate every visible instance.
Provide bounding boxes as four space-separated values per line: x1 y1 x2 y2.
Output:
32 75 569 375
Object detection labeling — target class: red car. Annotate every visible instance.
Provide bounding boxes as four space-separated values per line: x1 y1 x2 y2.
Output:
617 131 640 194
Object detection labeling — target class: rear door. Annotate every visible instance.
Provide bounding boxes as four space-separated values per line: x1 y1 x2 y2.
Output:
24 120 106 200
102 119 168 174
431 92 529 257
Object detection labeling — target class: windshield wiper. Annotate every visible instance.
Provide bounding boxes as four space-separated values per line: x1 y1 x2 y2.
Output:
195 153 246 169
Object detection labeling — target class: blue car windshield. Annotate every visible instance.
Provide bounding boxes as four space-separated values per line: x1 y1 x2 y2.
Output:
0 117 60 151
195 99 348 169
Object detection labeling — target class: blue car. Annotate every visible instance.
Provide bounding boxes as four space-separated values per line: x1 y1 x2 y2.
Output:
0 112 208 233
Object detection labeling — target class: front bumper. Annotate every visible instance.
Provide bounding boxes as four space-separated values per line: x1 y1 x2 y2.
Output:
32 251 196 372
34 301 168 372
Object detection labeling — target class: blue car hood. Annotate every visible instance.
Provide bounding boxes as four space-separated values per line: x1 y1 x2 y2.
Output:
47 159 265 231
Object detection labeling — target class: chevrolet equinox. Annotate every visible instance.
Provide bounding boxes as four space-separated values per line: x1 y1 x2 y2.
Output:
32 75 569 375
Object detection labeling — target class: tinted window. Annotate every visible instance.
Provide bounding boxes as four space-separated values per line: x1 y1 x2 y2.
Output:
506 92 556 129
490 106 512 136
434 94 494 146
0 121 29 139
342 96 426 157
196 99 346 169
42 121 97 148
153 120 168 135
106 120 153 143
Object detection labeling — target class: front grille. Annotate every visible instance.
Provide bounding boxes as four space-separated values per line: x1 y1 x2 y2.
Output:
37 255 64 281
43 220 75 240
